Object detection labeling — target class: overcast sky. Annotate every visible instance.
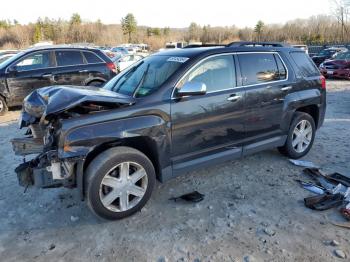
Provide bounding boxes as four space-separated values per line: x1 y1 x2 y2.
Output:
2 0 332 28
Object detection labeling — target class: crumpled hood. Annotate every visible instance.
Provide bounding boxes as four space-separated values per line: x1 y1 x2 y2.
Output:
23 85 135 119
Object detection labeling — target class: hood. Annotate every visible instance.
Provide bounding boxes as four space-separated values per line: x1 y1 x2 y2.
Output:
23 85 136 119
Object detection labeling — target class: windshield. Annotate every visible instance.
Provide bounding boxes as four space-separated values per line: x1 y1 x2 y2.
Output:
104 55 185 97
334 52 350 60
318 50 335 56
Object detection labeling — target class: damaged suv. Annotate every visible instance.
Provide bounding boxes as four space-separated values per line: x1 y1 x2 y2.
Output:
11 42 326 220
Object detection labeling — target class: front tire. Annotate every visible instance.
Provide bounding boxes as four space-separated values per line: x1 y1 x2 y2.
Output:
278 112 316 159
85 147 156 220
0 96 8 116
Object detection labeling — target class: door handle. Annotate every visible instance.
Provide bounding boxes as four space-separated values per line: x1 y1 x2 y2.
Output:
79 70 89 73
42 73 52 78
227 95 242 102
281 86 292 91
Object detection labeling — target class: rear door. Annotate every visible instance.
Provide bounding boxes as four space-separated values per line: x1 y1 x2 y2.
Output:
6 51 54 105
171 54 246 172
236 52 291 152
53 50 88 85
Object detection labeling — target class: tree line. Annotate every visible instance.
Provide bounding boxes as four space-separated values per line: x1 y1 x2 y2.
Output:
1 6 350 51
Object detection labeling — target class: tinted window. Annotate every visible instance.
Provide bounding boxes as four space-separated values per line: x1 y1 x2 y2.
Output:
290 52 319 77
274 54 287 80
15 52 51 71
179 55 235 92
56 51 84 66
83 52 103 64
238 53 280 85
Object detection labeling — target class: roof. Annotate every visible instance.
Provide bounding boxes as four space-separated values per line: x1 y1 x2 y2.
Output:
25 44 100 52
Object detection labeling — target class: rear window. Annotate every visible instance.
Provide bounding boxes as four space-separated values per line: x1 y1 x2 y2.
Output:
83 52 103 64
238 53 281 85
290 52 319 77
56 51 84 66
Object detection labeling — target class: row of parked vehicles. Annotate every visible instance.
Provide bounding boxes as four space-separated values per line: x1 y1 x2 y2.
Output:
310 46 350 80
6 41 326 220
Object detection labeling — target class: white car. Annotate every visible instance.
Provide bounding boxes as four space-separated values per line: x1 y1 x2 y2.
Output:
116 54 144 72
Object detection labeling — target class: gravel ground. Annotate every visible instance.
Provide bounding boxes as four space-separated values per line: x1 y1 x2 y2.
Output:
0 80 349 262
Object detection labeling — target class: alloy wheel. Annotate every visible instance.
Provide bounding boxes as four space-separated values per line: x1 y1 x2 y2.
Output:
99 161 148 212
292 119 313 153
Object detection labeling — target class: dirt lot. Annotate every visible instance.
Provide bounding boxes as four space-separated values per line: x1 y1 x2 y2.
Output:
0 80 349 262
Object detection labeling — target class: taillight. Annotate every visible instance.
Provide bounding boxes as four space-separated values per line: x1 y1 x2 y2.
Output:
106 62 117 73
320 75 326 90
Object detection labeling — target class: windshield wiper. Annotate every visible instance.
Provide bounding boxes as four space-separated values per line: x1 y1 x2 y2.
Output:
132 64 150 97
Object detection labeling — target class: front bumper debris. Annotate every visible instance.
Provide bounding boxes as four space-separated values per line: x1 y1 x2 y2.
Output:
11 137 44 156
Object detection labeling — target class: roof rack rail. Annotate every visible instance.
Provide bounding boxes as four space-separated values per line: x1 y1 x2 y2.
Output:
226 41 290 48
183 43 226 48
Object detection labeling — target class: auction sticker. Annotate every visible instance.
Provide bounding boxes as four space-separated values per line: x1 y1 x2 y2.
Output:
167 57 189 63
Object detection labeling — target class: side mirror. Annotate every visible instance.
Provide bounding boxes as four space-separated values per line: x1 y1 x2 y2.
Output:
7 65 17 73
177 81 207 97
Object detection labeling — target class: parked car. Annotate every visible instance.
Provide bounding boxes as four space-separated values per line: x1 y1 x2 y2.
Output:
0 45 117 115
0 53 18 64
319 51 350 79
311 47 347 66
292 44 308 54
111 47 129 55
11 42 326 220
115 54 144 72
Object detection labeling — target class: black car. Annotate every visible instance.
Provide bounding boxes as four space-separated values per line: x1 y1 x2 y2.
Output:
311 47 347 66
11 42 326 220
0 46 117 115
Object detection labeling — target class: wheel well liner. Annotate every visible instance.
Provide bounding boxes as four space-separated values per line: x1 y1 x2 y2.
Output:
296 104 319 127
83 137 161 180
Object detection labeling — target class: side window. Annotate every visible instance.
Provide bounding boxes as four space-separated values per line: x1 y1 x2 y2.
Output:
83 52 103 64
179 55 236 92
15 52 51 72
56 51 84 66
274 54 287 80
238 53 279 85
290 51 319 77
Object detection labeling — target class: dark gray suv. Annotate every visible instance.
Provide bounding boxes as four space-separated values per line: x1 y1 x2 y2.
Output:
11 42 326 220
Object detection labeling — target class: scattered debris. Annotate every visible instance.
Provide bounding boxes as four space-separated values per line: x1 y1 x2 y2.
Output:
70 215 79 222
49 244 56 250
334 249 347 259
296 180 325 195
169 191 204 203
289 159 319 169
331 221 350 229
304 193 344 211
330 240 340 246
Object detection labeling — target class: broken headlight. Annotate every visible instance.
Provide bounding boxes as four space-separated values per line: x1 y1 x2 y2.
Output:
23 100 45 118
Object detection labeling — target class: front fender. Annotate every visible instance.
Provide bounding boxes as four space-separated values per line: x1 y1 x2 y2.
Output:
58 115 169 159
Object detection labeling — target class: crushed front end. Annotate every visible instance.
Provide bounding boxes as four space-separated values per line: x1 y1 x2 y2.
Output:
10 85 134 191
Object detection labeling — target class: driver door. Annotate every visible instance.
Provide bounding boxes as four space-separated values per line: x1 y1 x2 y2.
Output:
6 51 54 105
170 54 246 173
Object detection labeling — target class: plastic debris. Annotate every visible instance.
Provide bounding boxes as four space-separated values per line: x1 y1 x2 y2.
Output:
296 180 325 194
169 191 204 203
289 159 319 168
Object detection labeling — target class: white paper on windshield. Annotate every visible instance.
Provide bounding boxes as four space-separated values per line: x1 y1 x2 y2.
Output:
167 57 189 63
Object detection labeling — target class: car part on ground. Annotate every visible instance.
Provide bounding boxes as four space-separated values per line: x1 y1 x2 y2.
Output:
10 42 326 219
169 191 205 203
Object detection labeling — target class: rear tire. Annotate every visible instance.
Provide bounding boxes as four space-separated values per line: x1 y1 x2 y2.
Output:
278 112 316 159
85 147 156 220
0 96 8 116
